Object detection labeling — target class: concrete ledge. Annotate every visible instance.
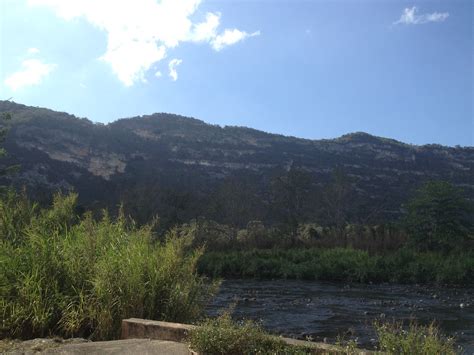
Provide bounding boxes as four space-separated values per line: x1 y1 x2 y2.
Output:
122 318 375 354
278 336 342 352
122 318 196 343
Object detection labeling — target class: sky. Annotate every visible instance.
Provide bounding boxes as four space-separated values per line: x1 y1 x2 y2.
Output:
0 0 472 146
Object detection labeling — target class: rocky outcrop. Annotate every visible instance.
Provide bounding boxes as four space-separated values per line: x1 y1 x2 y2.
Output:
1 100 472 224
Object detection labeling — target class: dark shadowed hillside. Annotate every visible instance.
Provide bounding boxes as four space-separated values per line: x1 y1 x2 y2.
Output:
1 100 472 228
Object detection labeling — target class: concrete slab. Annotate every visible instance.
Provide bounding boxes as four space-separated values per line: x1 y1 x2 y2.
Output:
121 318 195 342
121 318 376 354
3 339 190 355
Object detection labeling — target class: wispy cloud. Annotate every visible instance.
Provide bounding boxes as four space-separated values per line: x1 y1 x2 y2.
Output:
394 6 449 25
28 0 260 85
211 29 260 51
4 58 56 91
27 47 40 54
168 59 182 81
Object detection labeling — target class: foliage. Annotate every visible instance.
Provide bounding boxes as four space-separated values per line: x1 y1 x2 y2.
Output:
198 248 474 284
404 181 473 251
4 101 472 231
190 314 459 355
178 219 407 253
189 312 312 355
335 336 358 355
175 218 237 251
0 111 19 179
320 168 354 231
0 189 38 245
0 112 11 157
374 321 456 355
270 167 314 234
0 192 218 340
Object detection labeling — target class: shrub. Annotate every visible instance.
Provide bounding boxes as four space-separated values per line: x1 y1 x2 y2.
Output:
189 312 312 355
404 181 473 252
374 321 456 355
0 192 218 340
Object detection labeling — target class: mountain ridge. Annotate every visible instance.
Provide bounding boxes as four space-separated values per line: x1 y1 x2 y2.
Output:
1 100 472 227
2 100 470 148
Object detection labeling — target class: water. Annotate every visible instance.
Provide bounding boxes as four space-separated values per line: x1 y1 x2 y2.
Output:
207 279 474 353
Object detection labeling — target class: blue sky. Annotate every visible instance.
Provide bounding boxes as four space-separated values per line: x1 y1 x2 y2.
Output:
1 0 472 146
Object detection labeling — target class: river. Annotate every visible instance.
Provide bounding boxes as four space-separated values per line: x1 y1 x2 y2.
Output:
207 279 473 353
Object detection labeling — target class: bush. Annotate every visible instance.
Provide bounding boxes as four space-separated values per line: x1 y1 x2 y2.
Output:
190 315 457 355
404 181 473 252
0 192 218 340
189 312 311 355
374 321 456 355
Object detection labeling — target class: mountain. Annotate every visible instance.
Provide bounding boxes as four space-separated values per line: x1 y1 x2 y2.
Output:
1 100 473 228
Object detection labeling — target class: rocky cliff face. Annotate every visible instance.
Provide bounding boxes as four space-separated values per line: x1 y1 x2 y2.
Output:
1 100 472 226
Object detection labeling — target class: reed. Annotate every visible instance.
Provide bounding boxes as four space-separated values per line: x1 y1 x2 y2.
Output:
0 191 218 340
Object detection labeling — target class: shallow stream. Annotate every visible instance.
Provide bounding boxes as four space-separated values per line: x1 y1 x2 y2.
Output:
207 279 473 353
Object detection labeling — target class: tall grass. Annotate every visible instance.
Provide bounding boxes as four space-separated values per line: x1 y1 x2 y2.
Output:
189 312 313 354
0 191 217 340
198 248 474 284
189 313 457 354
374 321 456 355
177 219 408 253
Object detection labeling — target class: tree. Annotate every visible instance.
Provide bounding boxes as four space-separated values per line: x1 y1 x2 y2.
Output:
404 181 473 251
0 112 19 180
207 175 263 227
270 166 313 235
320 168 353 231
0 112 11 162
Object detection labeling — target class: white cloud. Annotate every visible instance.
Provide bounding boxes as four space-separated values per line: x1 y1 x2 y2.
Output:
4 59 56 91
168 59 182 81
28 0 260 85
394 6 449 25
192 12 220 42
101 41 166 86
155 71 162 78
211 29 260 51
27 47 40 54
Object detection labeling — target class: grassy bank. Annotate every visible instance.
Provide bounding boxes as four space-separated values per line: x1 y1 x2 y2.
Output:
0 192 217 340
189 313 312 354
198 248 474 284
189 312 456 355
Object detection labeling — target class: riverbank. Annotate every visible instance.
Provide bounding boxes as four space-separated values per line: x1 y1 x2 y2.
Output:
198 248 474 285
206 279 473 353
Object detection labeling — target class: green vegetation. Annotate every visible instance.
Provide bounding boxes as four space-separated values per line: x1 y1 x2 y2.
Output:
196 180 473 284
405 180 473 252
0 191 217 340
1 102 471 351
0 111 19 179
198 248 474 284
0 112 9 164
3 101 472 233
189 313 457 355
189 312 313 354
374 321 456 355
177 219 407 253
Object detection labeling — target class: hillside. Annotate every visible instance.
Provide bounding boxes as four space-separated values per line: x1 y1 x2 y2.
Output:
1 100 473 227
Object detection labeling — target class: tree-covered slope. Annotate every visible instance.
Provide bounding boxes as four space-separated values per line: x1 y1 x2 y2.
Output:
1 100 472 227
